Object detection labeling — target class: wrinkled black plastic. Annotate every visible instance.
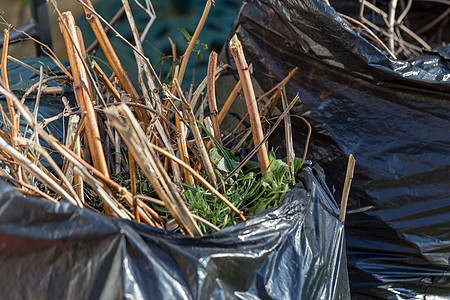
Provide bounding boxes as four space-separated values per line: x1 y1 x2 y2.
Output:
0 164 350 299
217 0 450 298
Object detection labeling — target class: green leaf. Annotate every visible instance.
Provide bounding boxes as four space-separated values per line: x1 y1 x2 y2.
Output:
196 51 203 63
294 158 303 174
243 160 260 171
178 28 192 42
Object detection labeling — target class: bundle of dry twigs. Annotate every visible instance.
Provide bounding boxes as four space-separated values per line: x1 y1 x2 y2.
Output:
337 0 449 59
0 0 312 236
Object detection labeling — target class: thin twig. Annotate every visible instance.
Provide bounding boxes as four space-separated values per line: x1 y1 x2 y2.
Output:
339 154 356 222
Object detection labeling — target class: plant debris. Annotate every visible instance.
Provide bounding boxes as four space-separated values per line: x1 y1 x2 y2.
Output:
0 0 311 236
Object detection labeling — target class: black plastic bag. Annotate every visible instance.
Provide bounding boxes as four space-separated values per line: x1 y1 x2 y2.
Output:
216 0 450 298
0 163 350 299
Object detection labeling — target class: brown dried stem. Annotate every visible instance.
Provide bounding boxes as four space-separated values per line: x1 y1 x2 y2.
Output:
172 79 217 186
78 0 150 125
176 112 195 186
229 34 270 174
176 0 214 88
91 60 121 101
106 104 202 236
218 80 242 125
206 51 222 145
339 154 356 222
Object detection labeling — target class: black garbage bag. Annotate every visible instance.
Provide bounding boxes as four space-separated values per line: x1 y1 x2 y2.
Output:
0 163 350 299
216 0 450 299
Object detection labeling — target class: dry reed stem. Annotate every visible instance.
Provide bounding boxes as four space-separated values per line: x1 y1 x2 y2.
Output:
73 135 84 203
290 115 312 167
121 0 161 110
86 6 127 53
190 63 229 113
176 112 195 186
52 137 159 225
218 80 241 125
106 104 202 236
175 0 214 89
339 154 356 223
0 135 79 206
59 12 111 187
172 79 217 186
1 27 17 145
227 67 297 139
151 143 246 221
0 168 58 203
229 34 270 174
16 137 81 205
74 166 131 219
0 85 149 221
129 151 137 195
280 87 295 175
79 0 150 125
206 51 222 145
91 60 121 101
224 95 300 182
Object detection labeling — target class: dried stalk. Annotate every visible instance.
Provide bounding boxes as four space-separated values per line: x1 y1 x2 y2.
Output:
175 0 214 88
172 79 217 186
0 85 156 222
224 95 300 182
59 12 110 180
79 0 151 125
129 151 137 195
176 112 195 186
339 154 356 222
206 51 222 145
0 168 57 203
16 137 81 205
218 80 242 125
106 104 202 236
388 0 399 53
0 135 79 206
91 60 121 101
229 34 270 174
290 115 312 166
280 87 294 175
73 135 84 203
121 0 160 109
1 27 17 144
86 6 127 53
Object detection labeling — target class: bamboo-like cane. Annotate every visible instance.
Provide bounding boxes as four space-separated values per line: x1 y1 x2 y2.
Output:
280 87 295 176
0 84 159 224
91 60 121 101
176 112 195 187
1 27 22 182
79 0 150 125
218 80 242 125
175 0 213 88
73 135 85 203
207 51 222 145
339 154 356 223
0 135 79 206
1 27 17 141
229 34 270 174
172 79 217 186
59 12 111 212
106 104 202 236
